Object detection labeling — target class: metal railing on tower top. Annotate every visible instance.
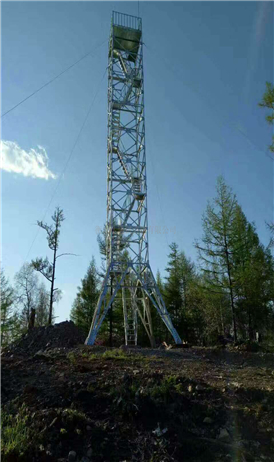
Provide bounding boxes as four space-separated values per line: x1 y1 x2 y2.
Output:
112 11 142 31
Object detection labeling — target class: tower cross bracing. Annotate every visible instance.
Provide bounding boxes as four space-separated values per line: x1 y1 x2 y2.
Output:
86 11 181 346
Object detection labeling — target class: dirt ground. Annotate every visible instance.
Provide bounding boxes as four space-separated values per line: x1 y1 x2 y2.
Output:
2 345 274 462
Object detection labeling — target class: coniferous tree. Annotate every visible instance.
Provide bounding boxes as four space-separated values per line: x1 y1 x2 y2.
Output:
70 257 100 336
32 207 71 325
259 82 274 152
195 275 231 344
177 251 197 340
97 224 127 345
164 243 182 330
232 205 274 339
195 177 238 340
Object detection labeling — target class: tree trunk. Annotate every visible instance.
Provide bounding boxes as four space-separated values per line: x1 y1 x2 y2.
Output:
28 308 36 329
224 246 237 342
248 307 252 341
49 242 57 325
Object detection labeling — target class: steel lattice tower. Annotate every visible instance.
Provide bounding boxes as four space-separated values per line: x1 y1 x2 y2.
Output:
86 12 181 346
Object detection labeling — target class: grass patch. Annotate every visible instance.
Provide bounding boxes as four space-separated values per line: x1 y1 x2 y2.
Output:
62 408 87 421
148 375 183 401
1 404 31 458
110 374 184 416
67 351 77 364
88 348 159 363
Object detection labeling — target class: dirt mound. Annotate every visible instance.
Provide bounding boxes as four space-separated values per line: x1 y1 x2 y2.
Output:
3 321 86 356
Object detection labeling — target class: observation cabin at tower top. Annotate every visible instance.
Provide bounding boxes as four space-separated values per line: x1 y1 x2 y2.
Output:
110 11 142 63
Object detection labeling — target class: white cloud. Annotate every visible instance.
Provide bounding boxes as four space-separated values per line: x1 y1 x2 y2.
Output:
1 140 57 180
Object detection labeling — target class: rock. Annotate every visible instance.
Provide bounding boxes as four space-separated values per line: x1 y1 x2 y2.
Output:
218 428 230 442
203 417 213 424
68 451 77 462
87 448 93 457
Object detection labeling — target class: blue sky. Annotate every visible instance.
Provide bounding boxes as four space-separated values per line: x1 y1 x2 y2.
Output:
2 1 273 322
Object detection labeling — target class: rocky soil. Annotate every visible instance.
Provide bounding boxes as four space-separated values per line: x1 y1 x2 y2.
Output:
2 324 274 462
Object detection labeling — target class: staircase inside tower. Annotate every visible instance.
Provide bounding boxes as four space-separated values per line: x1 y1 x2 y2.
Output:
111 28 145 204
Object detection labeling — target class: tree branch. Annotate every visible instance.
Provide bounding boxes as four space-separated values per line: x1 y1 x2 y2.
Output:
56 253 79 260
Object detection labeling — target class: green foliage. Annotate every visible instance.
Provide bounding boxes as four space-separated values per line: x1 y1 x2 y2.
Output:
32 206 65 325
1 270 19 346
70 257 100 336
232 206 274 339
194 177 274 343
67 351 77 364
1 404 31 457
38 206 65 252
195 176 239 340
111 381 140 415
259 82 274 152
68 177 274 347
164 243 183 329
162 243 201 342
62 408 86 422
110 374 183 417
102 349 129 360
85 348 155 362
148 375 182 401
35 283 51 327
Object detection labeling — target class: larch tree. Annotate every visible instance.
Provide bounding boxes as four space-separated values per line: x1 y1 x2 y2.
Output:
195 176 238 341
232 205 274 340
259 82 274 152
32 207 71 325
